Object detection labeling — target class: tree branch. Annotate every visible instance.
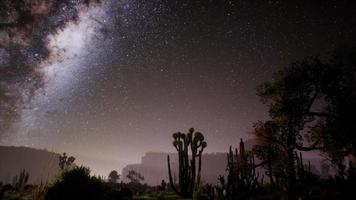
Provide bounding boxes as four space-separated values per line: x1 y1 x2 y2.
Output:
254 160 268 168
295 140 323 151
306 111 329 117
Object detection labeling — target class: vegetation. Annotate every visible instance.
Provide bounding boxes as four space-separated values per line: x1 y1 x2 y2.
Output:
250 46 356 199
44 166 106 200
126 170 144 184
108 170 120 183
12 169 29 195
58 153 75 170
167 128 207 198
218 139 260 200
31 181 48 200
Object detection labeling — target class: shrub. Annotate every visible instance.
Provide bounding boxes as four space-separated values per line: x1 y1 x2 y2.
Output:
45 166 107 200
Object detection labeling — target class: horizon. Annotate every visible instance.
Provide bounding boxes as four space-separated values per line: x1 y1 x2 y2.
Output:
0 143 322 178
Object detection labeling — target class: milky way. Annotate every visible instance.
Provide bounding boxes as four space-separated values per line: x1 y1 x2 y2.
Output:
0 0 102 134
1 0 356 175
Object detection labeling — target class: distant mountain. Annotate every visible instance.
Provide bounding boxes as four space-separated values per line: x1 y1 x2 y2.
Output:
121 139 261 185
121 152 228 186
0 146 60 184
121 140 324 186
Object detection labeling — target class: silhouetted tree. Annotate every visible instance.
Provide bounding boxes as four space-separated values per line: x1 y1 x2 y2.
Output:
167 128 207 198
311 47 356 175
253 46 356 198
159 179 166 192
108 170 120 183
256 57 329 194
252 120 287 187
45 166 106 200
126 170 144 184
59 152 75 170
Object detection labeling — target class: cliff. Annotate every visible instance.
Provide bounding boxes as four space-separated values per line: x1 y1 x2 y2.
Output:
0 146 60 184
121 152 228 185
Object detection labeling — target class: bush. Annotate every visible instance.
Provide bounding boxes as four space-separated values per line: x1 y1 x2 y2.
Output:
45 166 107 200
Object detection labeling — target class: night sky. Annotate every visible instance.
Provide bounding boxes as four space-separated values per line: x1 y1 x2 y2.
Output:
1 0 355 176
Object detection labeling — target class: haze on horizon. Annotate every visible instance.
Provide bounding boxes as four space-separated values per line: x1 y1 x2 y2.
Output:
1 0 355 176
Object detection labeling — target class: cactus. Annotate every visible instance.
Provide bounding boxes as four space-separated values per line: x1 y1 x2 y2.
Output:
220 139 260 200
12 169 29 194
167 128 207 198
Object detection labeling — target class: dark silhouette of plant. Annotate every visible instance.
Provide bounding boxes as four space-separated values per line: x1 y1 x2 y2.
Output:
159 179 166 192
219 139 260 200
126 170 144 184
45 166 106 200
0 184 13 199
252 46 356 199
31 180 48 200
252 120 288 188
256 58 326 193
108 170 120 183
310 47 356 175
58 152 75 170
12 169 29 194
167 128 207 198
116 188 133 200
204 184 215 200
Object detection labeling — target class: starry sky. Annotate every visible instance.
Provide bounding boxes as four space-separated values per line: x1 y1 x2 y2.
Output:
1 0 356 176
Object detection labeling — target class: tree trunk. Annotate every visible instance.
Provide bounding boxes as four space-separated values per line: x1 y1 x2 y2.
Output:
286 121 296 199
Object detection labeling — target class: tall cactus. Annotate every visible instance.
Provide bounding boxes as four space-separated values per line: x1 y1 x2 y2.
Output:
167 128 207 198
220 139 260 200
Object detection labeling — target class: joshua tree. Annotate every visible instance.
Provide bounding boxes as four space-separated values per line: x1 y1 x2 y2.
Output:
59 152 75 170
167 128 207 198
